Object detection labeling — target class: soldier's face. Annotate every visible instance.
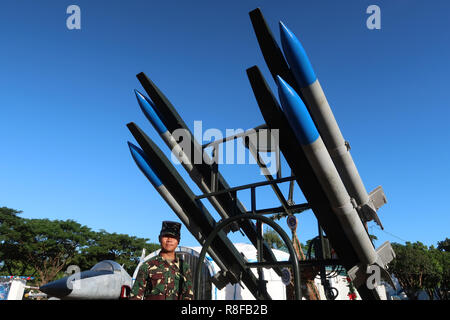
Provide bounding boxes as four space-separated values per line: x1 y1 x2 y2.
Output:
160 235 179 253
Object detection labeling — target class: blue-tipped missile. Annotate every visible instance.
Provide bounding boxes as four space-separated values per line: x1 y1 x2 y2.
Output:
278 22 316 88
134 90 168 136
134 74 283 275
249 8 385 227
279 21 385 228
248 11 394 298
134 78 243 223
127 122 272 299
276 76 395 291
128 141 163 189
248 66 396 299
135 88 246 234
127 140 226 272
246 65 375 297
134 89 195 173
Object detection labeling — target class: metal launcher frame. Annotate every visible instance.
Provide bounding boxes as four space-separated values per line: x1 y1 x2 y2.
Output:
193 125 344 300
127 7 394 301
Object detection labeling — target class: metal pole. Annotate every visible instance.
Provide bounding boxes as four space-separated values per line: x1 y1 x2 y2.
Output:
247 139 292 215
195 176 297 200
318 223 332 300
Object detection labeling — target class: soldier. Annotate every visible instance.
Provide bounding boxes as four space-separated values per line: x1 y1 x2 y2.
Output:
129 221 194 300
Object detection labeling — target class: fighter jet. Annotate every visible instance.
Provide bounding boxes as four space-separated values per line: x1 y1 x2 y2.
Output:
39 260 132 300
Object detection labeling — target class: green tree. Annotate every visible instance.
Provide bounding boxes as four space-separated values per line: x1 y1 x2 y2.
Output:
439 251 450 300
422 246 444 300
434 241 450 300
388 241 449 300
0 207 93 286
0 208 29 275
369 234 378 243
1 207 160 286
388 242 428 299
73 230 160 275
263 229 286 250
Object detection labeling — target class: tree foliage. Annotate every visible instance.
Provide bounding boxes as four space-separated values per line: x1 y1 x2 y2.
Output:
0 207 159 286
388 241 449 300
263 229 286 250
72 230 160 275
437 238 450 252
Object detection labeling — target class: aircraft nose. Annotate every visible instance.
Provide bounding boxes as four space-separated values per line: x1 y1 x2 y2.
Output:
39 277 72 298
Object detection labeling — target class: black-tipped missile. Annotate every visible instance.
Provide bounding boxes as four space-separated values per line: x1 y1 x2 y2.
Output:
127 122 271 299
39 260 131 300
249 8 298 91
246 66 392 300
279 21 385 228
134 74 282 275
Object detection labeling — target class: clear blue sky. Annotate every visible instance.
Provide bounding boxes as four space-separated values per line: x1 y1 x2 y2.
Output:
1 0 449 250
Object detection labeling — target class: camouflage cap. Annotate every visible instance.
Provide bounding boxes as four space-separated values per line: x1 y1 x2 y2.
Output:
159 221 181 239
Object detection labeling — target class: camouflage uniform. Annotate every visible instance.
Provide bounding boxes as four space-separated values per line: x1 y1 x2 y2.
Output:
130 253 194 300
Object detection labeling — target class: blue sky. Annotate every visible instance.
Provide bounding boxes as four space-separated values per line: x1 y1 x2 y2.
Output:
1 0 449 251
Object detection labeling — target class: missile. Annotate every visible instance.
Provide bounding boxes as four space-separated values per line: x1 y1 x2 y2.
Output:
276 76 395 293
279 21 385 228
276 76 376 264
39 260 132 300
134 74 282 275
247 11 361 269
246 66 393 299
249 8 385 227
248 10 394 296
249 8 298 91
134 74 247 219
127 122 272 299
247 66 362 287
128 141 226 272
134 89 232 223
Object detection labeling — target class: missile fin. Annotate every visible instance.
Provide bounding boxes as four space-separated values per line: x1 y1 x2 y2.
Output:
369 186 387 211
358 186 386 229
